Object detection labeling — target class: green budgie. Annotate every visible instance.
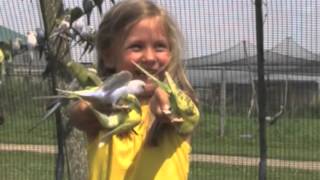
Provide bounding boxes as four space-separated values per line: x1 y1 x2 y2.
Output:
65 60 102 88
30 61 103 131
34 62 112 129
132 61 200 135
31 70 145 132
83 94 142 142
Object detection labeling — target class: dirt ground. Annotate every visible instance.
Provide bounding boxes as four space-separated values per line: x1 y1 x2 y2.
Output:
191 154 320 171
1 143 320 171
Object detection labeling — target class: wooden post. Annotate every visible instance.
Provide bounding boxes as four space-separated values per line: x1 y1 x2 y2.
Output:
220 68 226 137
39 1 88 180
244 40 259 119
317 80 320 101
255 0 268 179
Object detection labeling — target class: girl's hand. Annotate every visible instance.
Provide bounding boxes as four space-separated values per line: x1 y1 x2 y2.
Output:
148 87 170 146
149 87 171 123
68 100 105 138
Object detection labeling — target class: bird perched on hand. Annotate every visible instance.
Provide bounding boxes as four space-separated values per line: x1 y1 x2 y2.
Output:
84 93 142 143
55 71 145 142
56 70 146 108
133 62 200 134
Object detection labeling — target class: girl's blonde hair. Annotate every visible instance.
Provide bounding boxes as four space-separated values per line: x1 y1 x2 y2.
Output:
96 0 196 101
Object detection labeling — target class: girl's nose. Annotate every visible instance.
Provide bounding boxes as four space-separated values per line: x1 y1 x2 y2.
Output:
142 48 156 65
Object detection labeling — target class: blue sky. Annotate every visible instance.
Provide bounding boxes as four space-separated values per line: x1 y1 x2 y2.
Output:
1 0 320 59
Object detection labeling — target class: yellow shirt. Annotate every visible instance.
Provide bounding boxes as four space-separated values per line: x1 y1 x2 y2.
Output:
87 103 191 180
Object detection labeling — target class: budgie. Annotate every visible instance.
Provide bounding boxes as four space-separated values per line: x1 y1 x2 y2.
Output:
30 61 102 131
83 94 142 142
64 60 102 88
56 70 145 108
132 61 200 135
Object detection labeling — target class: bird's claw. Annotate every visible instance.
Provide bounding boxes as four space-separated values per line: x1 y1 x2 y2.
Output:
170 117 184 123
162 109 171 115
161 109 184 123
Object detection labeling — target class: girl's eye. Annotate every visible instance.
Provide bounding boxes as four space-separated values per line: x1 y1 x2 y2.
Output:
155 43 169 52
129 44 142 51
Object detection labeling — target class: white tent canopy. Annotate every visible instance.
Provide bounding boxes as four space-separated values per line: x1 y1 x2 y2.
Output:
185 38 320 87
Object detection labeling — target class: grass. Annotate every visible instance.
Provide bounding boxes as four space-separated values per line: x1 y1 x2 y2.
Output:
1 151 319 180
0 76 57 145
189 162 320 180
192 109 320 161
1 76 320 179
0 152 56 180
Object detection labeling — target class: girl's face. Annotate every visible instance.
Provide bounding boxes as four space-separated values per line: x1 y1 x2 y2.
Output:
112 17 171 97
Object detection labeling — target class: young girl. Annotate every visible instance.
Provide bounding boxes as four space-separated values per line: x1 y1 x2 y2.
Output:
69 1 200 179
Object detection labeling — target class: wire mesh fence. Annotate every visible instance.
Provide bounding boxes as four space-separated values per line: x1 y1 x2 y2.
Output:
1 0 320 179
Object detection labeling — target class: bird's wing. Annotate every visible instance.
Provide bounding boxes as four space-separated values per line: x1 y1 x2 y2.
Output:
100 70 133 92
99 120 140 142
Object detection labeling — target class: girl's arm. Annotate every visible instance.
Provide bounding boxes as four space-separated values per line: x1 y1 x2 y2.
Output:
68 100 103 138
